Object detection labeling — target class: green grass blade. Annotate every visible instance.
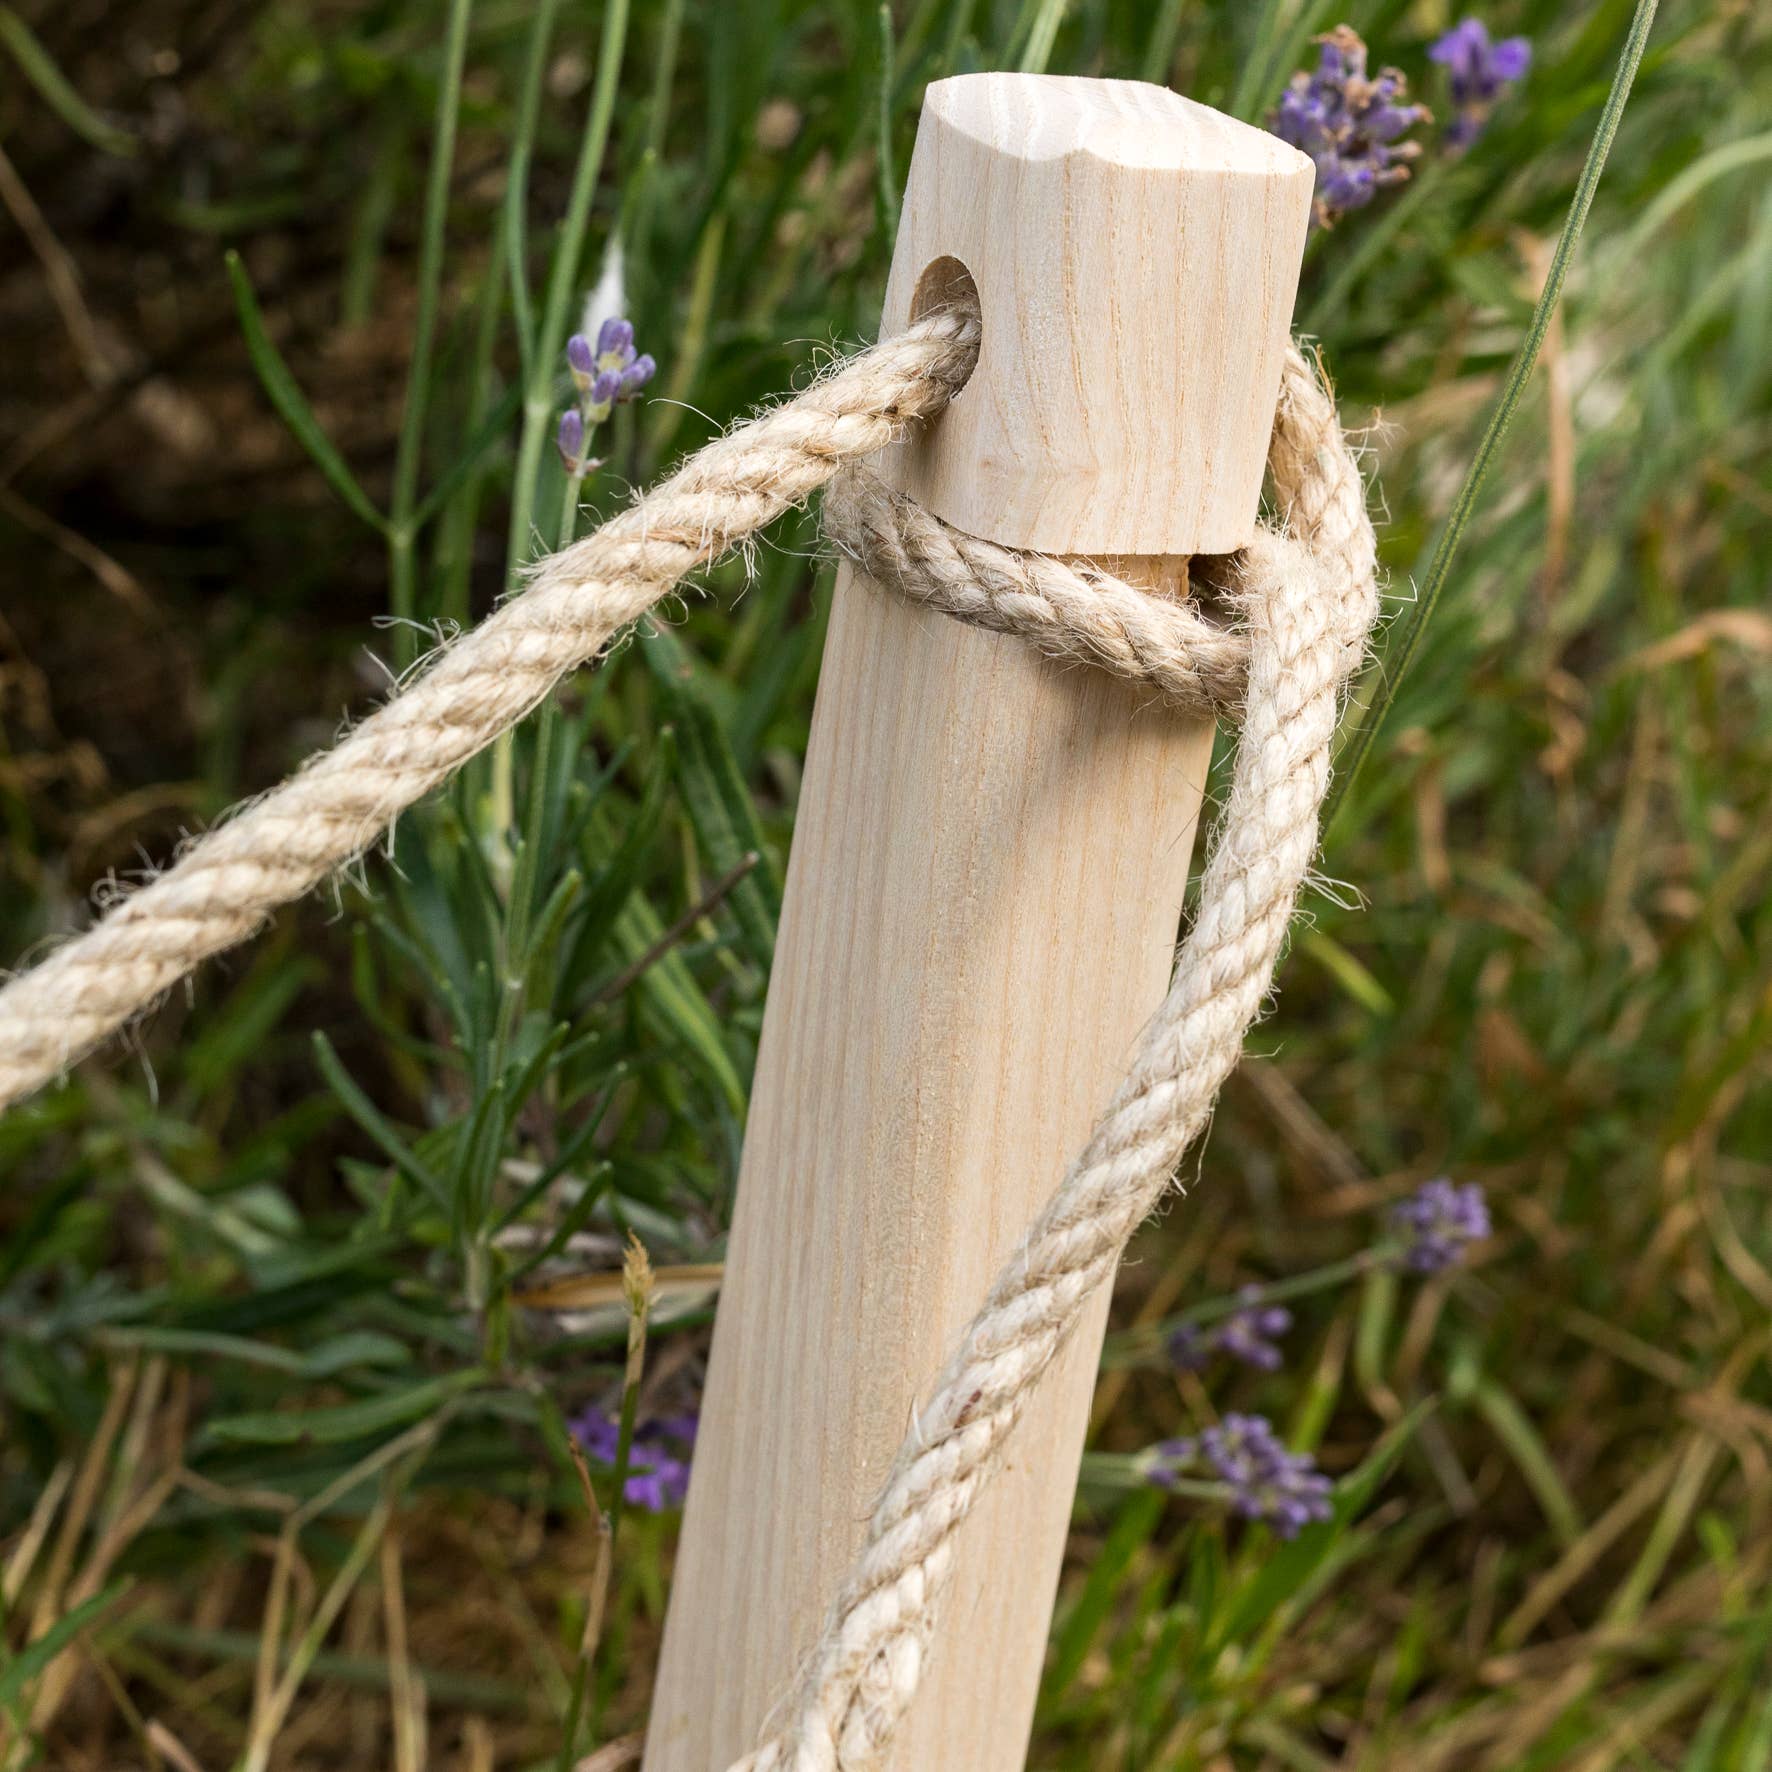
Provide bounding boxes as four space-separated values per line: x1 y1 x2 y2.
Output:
1473 1377 1586 1548
410 378 524 533
614 893 747 1118
99 1327 406 1376
1014 0 1068 75
643 630 780 970
387 0 474 658
225 251 387 535
0 1580 133 1708
0 6 136 156
1228 0 1292 122
311 1031 450 1208
1322 0 1661 838
1138 0 1185 84
501 0 565 375
203 1370 482 1447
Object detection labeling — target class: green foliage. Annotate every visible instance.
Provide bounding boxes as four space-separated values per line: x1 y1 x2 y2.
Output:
2 0 1769 1766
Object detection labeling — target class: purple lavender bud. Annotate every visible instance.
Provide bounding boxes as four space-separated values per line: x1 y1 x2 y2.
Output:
1216 1286 1293 1372
1146 1436 1198 1490
583 369 623 423
595 315 635 364
566 333 596 390
620 352 656 396
1197 1413 1333 1538
556 407 587 467
572 1404 696 1512
1198 1413 1284 1485
1489 36 1531 81
1390 1176 1491 1274
623 1448 691 1511
1166 1322 1212 1372
623 1467 670 1510
1269 26 1430 228
645 1410 700 1448
1431 18 1531 151
570 1405 620 1463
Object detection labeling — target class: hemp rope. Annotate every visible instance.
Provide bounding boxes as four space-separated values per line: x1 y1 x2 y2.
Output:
734 342 1377 1772
0 311 980 1112
0 301 1378 1772
823 467 1250 715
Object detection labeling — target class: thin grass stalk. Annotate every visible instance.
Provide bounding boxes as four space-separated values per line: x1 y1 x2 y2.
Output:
553 1439 613 1771
1322 0 1661 838
504 0 634 575
875 3 899 235
493 0 633 853
437 222 512 630
387 0 474 668
1138 0 1187 85
1229 0 1290 120
1013 0 1069 75
502 0 566 377
623 0 686 288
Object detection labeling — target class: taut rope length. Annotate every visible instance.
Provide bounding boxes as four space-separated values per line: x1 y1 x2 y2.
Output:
0 302 1379 1772
0 313 979 1111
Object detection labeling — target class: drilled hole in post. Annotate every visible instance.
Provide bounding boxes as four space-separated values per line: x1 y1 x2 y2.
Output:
910 256 981 393
910 255 980 322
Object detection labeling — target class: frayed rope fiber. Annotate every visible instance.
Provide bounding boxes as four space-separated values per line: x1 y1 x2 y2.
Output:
0 299 1378 1772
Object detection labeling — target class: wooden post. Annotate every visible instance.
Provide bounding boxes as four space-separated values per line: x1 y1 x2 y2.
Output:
645 76 1313 1772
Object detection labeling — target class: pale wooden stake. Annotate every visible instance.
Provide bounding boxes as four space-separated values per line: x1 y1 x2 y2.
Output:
645 75 1312 1772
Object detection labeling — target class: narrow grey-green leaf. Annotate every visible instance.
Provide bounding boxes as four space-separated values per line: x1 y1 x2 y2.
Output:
225 249 388 535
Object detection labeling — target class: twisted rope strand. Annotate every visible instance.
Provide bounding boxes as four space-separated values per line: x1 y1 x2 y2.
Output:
824 467 1249 714
0 313 980 1112
733 343 1378 1772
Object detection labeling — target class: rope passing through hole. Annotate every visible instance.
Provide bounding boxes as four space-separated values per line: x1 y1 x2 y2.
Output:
0 299 1380 1772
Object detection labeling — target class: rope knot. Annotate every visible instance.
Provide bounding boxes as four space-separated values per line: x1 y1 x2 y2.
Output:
822 342 1377 731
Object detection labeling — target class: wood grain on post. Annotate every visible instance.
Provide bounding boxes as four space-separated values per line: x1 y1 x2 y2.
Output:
645 76 1312 1772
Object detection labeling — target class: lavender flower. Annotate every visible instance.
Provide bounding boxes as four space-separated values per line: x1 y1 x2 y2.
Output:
570 1404 697 1512
1165 1322 1212 1372
556 407 587 469
558 315 656 470
1148 1415 1332 1537
1215 1287 1293 1372
1390 1177 1491 1274
566 333 597 386
1147 1436 1197 1488
1165 1286 1293 1373
1270 26 1431 228
1198 1413 1334 1538
1431 18 1531 150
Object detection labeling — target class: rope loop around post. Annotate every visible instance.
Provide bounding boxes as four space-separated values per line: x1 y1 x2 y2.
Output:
823 466 1250 716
